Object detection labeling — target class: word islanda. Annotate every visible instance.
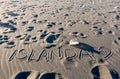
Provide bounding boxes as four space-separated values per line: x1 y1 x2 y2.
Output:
8 47 113 62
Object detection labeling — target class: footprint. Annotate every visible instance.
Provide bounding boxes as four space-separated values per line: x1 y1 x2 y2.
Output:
110 69 120 79
82 20 89 25
58 27 64 32
112 37 120 47
66 21 76 27
21 21 28 26
90 26 104 36
45 33 60 44
3 35 9 41
32 19 37 23
37 20 42 24
94 31 103 36
37 29 43 32
19 34 27 40
3 28 15 34
5 41 16 48
26 26 34 32
69 32 79 37
32 14 38 18
113 24 120 29
115 15 120 20
0 41 5 45
11 71 40 79
45 34 60 43
79 33 87 38
24 35 31 44
0 35 2 38
31 36 37 42
40 72 63 79
27 71 40 79
91 65 113 79
15 35 22 39
114 6 120 13
11 71 30 79
41 33 61 48
106 30 115 35
61 58 78 70
46 23 52 29
0 35 9 44
46 35 56 43
0 35 3 41
90 26 102 31
40 30 48 39
11 71 63 79
7 20 17 25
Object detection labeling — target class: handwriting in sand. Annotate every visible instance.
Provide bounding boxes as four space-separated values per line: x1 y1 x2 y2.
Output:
8 46 113 62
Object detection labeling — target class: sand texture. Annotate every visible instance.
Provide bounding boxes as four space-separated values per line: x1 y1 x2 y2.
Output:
0 0 120 79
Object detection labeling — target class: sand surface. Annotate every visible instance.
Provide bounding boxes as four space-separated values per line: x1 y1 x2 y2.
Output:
0 0 120 79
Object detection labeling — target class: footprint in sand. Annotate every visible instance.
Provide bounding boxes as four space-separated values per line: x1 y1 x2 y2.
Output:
32 14 39 18
69 32 79 37
112 37 120 47
61 58 78 70
26 26 34 32
58 27 64 32
0 35 4 44
11 71 63 79
79 33 87 38
43 33 61 48
3 28 16 34
90 25 104 36
37 29 43 32
5 41 16 48
113 24 120 30
0 35 9 45
15 34 27 40
3 35 9 41
24 35 31 44
7 20 17 25
115 14 120 20
45 33 60 43
0 35 2 40
40 72 63 79
15 35 22 39
90 26 102 31
110 69 120 79
11 71 40 79
21 21 28 26
31 36 37 42
106 30 115 35
15 34 32 44
94 30 103 36
91 65 119 79
40 30 48 39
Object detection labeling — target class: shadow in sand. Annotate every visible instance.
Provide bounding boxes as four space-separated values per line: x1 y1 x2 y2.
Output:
7 11 19 16
73 43 100 54
41 73 56 79
91 66 100 79
0 22 17 31
14 72 30 79
110 69 120 79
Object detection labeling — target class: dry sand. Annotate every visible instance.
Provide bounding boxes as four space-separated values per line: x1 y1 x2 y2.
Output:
0 0 120 79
